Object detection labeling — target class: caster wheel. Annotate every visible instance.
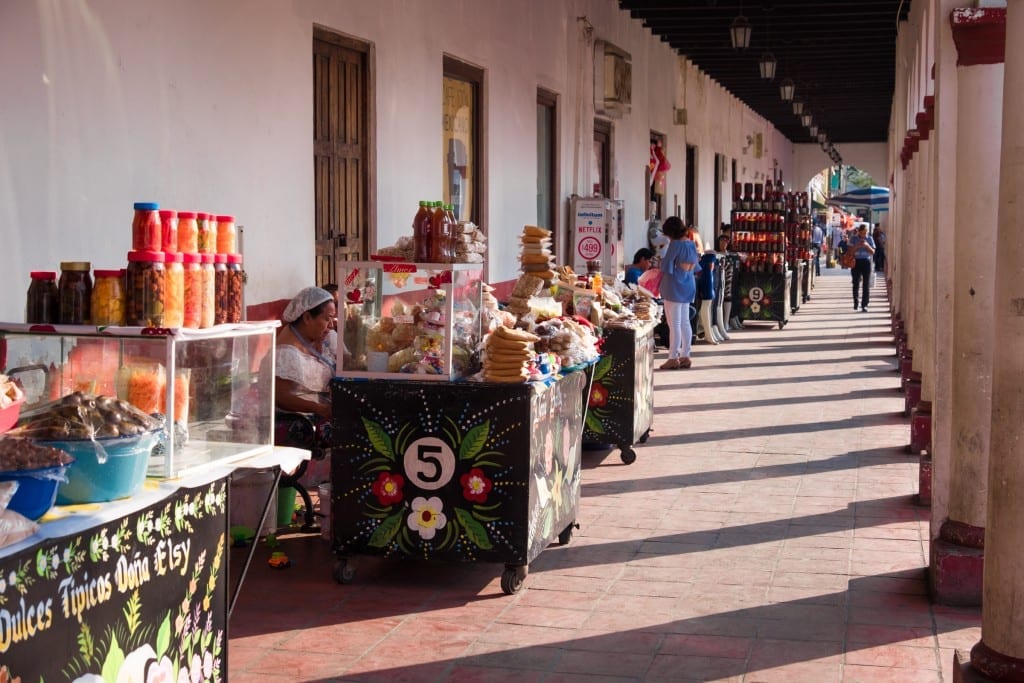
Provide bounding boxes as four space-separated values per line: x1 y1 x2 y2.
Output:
558 522 579 546
501 564 528 594
620 447 637 464
333 559 355 584
638 430 650 444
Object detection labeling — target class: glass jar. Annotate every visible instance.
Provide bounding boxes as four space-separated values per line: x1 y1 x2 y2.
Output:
159 209 178 254
58 261 93 325
182 252 202 329
199 253 215 328
125 250 166 327
132 202 161 252
213 254 229 324
226 253 244 324
25 271 58 324
197 212 215 255
91 269 126 326
163 252 185 328
177 211 198 253
215 214 236 254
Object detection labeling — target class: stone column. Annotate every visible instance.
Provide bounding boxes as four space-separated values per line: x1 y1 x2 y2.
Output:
934 7 1004 607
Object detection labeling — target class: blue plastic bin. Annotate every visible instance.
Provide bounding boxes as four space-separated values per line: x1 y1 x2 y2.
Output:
51 432 159 504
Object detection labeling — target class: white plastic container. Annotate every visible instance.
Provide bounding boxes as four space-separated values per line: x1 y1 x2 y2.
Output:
230 469 278 539
318 482 332 541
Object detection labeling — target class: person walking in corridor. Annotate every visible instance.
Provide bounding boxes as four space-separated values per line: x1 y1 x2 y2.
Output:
659 216 700 369
848 224 876 311
810 221 824 276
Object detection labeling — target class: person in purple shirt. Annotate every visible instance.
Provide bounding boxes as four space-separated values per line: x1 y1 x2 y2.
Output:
847 224 876 311
658 216 701 369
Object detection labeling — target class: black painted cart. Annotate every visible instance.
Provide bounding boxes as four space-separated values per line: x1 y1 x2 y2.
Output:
733 269 791 329
328 368 590 594
581 321 656 464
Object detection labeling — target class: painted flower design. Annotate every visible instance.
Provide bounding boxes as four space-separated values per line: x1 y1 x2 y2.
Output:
588 382 609 408
406 497 447 540
371 472 405 506
460 468 492 503
751 303 761 313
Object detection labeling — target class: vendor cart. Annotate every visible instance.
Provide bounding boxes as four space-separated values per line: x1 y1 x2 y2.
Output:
328 367 590 594
581 321 656 464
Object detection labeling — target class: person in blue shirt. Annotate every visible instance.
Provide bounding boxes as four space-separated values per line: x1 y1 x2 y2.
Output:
658 216 701 369
847 224 876 311
624 248 655 285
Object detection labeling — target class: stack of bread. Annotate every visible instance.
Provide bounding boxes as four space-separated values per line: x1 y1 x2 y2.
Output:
482 326 540 383
454 221 487 263
505 273 546 319
375 235 415 261
519 226 556 281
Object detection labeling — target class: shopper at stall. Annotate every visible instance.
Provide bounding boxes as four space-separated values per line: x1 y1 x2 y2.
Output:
659 216 700 369
276 286 337 418
685 223 705 255
847 225 876 312
624 248 655 285
810 222 824 276
872 223 887 273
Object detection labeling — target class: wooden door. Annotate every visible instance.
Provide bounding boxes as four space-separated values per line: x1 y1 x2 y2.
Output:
313 29 372 286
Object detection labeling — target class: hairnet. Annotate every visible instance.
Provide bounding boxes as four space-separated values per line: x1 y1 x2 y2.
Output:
281 286 333 324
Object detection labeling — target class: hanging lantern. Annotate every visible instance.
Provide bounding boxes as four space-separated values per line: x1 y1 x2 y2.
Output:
779 77 795 101
809 125 818 137
817 132 827 144
792 99 804 116
730 14 752 49
801 112 813 128
759 52 776 80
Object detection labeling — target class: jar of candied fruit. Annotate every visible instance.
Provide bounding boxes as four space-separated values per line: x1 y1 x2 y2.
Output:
215 214 236 255
58 261 93 325
159 209 178 254
26 271 58 324
132 202 161 252
125 250 165 327
226 253 244 324
91 269 126 326
199 253 215 328
177 211 198 253
163 252 184 328
182 252 202 329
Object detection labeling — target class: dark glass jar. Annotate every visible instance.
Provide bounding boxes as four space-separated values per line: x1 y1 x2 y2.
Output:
26 271 58 324
226 254 244 324
58 261 93 324
125 250 166 327
213 254 229 324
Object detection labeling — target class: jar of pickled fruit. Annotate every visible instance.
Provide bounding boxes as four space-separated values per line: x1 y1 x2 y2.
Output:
199 253 215 328
26 271 58 324
177 211 198 253
215 214 236 254
163 252 185 328
226 253 244 324
58 261 93 325
125 250 166 327
197 212 215 255
182 252 202 329
159 209 178 254
132 202 161 252
213 254 229 324
91 270 126 326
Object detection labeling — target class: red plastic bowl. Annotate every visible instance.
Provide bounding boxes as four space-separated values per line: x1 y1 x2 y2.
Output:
0 398 24 434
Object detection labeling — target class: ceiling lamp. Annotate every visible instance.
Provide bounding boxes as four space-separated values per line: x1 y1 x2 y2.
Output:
730 13 752 49
817 132 827 144
792 99 804 116
801 113 813 128
779 77 795 101
809 125 818 137
759 52 777 80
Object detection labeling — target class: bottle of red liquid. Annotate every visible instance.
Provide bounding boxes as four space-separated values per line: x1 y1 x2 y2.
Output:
413 201 432 262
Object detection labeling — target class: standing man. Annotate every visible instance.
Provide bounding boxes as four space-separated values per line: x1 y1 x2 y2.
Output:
810 221 824 276
847 224 876 312
872 223 887 272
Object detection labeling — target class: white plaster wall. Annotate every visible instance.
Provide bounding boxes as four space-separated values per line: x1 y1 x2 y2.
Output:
0 0 791 321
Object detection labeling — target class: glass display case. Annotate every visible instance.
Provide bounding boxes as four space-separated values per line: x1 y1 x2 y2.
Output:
337 261 483 381
0 321 279 477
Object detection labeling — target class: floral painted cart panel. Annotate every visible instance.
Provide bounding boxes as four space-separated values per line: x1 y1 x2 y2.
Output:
329 371 587 566
582 323 655 452
0 479 228 683
734 270 790 328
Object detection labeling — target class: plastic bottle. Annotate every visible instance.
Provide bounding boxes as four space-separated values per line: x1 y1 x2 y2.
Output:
413 201 433 262
431 201 453 263
26 271 59 324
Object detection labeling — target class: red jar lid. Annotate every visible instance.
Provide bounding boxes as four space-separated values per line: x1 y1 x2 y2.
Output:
177 211 197 219
127 250 166 262
216 214 235 223
200 253 214 264
214 254 227 264
196 212 209 220
181 252 200 264
159 209 178 219
30 271 57 279
226 254 243 264
164 252 183 262
93 270 123 278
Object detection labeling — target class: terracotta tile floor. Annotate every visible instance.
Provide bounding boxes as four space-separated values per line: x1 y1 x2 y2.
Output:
228 269 980 682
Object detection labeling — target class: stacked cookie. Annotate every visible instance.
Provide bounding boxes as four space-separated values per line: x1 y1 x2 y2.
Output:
505 273 546 319
482 325 540 383
520 226 555 281
454 221 487 263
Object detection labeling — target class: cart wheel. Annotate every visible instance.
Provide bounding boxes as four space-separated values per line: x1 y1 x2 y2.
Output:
638 430 650 444
500 564 528 594
558 522 579 545
620 447 637 464
332 559 355 584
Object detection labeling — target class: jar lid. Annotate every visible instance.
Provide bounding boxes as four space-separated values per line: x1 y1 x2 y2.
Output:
214 253 227 264
165 252 183 262
133 202 159 211
93 269 123 278
196 212 210 220
200 253 214 264
59 261 91 271
226 254 243 264
158 209 177 218
127 250 165 262
30 271 57 279
177 211 197 219
181 252 200 264
215 214 235 223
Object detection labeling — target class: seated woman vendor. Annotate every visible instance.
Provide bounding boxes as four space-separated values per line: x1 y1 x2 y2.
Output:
276 286 337 420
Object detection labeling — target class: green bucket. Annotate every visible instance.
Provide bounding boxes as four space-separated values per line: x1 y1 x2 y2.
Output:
277 486 297 528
